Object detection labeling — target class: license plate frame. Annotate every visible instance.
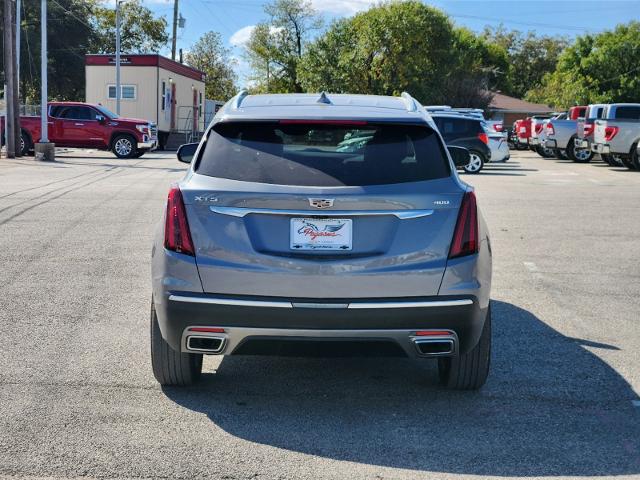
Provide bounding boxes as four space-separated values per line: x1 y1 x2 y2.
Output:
290 218 353 251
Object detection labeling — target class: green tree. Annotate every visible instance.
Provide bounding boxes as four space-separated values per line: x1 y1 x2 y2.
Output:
245 0 322 93
482 26 569 98
298 1 503 108
184 32 237 101
89 0 168 54
527 22 640 107
1 0 95 102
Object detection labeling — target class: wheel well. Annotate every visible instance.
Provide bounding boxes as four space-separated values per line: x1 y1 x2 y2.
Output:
21 129 33 147
629 141 639 157
109 131 136 149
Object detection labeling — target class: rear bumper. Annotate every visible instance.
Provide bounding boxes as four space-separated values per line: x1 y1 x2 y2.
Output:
575 138 590 149
592 143 610 154
155 293 488 356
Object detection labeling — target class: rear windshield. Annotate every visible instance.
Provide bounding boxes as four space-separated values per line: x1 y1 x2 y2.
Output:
196 122 450 187
587 106 604 120
614 106 640 120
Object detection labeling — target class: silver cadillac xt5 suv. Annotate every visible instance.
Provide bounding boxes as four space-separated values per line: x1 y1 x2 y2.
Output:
151 92 493 390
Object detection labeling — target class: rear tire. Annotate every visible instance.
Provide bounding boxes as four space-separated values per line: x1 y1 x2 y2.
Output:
629 144 640 170
150 301 202 386
20 130 32 156
535 145 554 158
620 155 636 170
463 151 485 174
567 139 593 163
438 306 491 390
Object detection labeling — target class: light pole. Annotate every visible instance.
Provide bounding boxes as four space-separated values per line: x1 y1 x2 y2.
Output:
115 0 122 116
34 0 54 161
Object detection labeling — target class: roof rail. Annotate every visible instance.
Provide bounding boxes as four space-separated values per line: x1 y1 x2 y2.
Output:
400 92 418 112
425 105 452 112
231 89 249 110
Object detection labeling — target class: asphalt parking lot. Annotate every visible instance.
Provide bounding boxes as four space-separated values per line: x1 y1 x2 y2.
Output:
0 148 639 480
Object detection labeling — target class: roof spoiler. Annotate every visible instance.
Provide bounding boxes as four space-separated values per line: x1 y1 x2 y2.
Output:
400 92 419 112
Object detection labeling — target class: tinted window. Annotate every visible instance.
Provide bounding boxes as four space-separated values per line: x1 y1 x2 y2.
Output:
196 122 450 187
587 106 604 120
58 106 98 120
615 106 640 119
433 117 481 138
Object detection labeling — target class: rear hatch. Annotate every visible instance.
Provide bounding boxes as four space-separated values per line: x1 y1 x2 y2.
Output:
182 120 464 299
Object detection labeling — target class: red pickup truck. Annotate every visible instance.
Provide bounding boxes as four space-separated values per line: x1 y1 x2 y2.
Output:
2 102 157 158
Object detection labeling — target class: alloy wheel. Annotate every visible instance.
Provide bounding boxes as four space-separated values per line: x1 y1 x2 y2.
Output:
115 138 133 157
465 153 483 173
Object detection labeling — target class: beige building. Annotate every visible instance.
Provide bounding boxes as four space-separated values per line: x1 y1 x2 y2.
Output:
85 54 206 148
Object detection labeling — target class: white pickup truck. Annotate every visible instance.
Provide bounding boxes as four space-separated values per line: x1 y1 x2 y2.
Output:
544 106 590 162
592 103 640 170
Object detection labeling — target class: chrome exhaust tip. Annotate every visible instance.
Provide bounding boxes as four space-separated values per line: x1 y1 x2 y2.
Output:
413 338 455 357
186 335 226 354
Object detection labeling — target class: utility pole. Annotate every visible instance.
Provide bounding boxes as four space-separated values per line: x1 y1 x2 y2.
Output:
115 0 121 115
34 0 54 161
171 0 178 61
12 0 21 156
3 0 16 158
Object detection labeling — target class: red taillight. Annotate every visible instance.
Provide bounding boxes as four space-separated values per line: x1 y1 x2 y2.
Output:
583 123 594 137
449 191 478 259
604 126 619 141
477 132 489 145
164 186 195 256
493 123 503 132
415 330 452 336
546 123 555 135
535 124 543 134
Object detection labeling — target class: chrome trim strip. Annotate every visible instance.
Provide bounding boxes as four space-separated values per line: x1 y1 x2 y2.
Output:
348 299 473 309
170 295 472 310
292 302 349 309
210 206 434 220
169 295 292 308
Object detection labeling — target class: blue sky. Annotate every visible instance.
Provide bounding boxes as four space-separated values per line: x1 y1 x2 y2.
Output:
143 0 640 83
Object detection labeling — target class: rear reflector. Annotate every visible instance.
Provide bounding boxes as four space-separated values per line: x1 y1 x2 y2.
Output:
188 327 225 333
477 132 489 145
164 186 195 256
415 330 452 336
604 126 619 141
449 191 479 259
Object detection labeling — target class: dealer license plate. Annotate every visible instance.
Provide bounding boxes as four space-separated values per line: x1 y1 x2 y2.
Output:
290 218 352 251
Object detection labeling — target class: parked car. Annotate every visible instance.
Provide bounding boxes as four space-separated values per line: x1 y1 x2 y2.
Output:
544 106 589 161
432 113 492 173
592 103 640 170
516 117 532 149
0 102 158 158
487 130 510 162
529 114 555 157
151 91 493 390
574 104 617 165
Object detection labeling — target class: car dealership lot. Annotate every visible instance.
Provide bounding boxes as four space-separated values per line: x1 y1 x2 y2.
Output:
0 149 639 479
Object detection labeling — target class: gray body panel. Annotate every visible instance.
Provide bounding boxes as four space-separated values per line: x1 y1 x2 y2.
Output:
593 104 640 156
151 92 492 356
545 119 577 150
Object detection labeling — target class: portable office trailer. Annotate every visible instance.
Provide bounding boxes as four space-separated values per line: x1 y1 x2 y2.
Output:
85 54 206 149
